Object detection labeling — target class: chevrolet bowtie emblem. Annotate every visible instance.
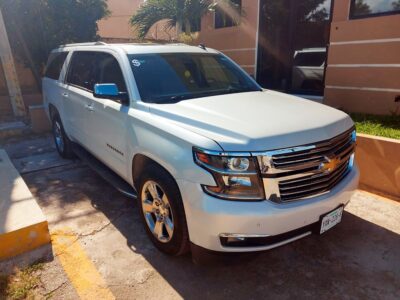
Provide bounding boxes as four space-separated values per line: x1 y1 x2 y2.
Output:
320 156 340 172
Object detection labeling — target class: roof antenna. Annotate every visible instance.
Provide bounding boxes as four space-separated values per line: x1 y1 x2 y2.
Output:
199 43 206 50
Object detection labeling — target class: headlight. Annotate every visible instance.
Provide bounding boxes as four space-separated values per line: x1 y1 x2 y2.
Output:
193 148 265 200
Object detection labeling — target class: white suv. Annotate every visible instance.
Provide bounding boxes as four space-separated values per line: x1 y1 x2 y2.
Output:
43 43 359 257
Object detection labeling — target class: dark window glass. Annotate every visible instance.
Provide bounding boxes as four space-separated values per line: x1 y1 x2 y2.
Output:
350 0 400 18
215 0 241 29
128 53 260 103
66 52 97 91
45 52 68 80
66 51 127 95
96 53 127 93
257 0 331 95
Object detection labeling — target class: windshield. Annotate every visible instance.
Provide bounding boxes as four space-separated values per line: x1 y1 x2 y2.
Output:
128 53 261 103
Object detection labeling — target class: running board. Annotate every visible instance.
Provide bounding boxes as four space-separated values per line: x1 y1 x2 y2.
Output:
72 143 137 199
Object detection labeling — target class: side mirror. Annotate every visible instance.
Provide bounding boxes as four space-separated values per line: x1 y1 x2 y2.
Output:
93 83 129 105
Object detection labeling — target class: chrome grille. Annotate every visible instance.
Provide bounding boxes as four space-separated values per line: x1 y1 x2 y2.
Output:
278 157 350 201
254 128 356 203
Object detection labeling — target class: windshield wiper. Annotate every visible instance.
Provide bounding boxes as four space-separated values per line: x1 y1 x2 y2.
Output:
147 94 195 104
146 88 259 104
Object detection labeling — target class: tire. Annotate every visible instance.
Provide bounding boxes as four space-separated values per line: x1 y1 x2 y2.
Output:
137 163 190 256
52 114 75 159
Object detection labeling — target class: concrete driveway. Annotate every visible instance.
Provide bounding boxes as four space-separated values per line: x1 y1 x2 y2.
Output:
2 134 400 299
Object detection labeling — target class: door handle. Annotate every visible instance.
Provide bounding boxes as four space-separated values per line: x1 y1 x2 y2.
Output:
85 104 94 112
62 92 69 98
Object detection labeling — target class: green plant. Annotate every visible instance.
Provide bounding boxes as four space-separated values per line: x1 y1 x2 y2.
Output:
0 263 44 300
178 32 200 45
0 0 109 90
130 0 242 39
350 113 400 139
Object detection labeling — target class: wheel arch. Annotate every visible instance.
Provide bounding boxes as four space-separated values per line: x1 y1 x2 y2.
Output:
131 153 176 189
48 103 58 122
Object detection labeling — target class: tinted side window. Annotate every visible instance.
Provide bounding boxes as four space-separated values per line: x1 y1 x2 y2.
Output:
45 52 68 80
96 53 127 93
66 51 97 91
294 52 325 67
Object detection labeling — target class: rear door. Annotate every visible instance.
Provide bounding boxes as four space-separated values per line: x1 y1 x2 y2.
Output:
42 51 69 120
86 51 130 179
64 51 97 146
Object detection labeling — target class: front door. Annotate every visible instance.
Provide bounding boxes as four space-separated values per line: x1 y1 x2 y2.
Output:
257 0 332 96
86 52 130 180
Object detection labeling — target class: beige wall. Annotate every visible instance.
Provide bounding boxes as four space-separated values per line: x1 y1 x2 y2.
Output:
97 1 400 115
98 0 176 41
98 0 259 77
0 61 40 117
198 0 258 77
325 0 400 115
356 134 400 199
98 0 142 40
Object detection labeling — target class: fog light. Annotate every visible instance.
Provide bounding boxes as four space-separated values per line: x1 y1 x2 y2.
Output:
227 236 246 243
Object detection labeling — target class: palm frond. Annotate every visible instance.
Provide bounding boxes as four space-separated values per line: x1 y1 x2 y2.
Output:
130 0 177 39
184 0 210 21
130 0 245 38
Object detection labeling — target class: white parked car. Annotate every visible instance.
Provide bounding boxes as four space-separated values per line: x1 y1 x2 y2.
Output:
292 48 326 92
42 43 358 258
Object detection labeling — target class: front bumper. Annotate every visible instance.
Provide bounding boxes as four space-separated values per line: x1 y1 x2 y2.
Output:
177 165 359 252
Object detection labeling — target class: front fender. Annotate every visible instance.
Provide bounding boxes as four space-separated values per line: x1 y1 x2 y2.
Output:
126 108 221 186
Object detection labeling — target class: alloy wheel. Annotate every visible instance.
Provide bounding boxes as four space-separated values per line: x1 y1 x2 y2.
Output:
54 121 65 153
141 180 174 243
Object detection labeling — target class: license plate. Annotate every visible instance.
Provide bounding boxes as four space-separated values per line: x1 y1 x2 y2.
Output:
320 206 344 234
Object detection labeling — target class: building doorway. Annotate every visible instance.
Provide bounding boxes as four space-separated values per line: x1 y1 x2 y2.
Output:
256 0 332 97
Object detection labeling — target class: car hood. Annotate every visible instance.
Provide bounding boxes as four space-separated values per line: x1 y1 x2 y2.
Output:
148 90 354 152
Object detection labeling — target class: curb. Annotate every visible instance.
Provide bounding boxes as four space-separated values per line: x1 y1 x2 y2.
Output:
0 149 51 261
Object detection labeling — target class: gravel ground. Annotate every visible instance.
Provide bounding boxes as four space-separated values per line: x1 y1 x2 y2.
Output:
1 135 399 300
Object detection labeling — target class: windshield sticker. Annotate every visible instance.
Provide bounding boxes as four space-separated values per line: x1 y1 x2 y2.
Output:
131 59 141 67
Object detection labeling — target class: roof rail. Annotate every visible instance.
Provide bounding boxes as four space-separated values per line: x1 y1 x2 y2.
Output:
59 41 107 48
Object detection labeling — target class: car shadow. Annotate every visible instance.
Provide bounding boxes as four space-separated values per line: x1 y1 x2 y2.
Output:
19 152 400 299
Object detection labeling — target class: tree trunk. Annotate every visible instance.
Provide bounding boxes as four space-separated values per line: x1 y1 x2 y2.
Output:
176 0 184 37
184 19 191 35
13 19 42 92
176 19 183 37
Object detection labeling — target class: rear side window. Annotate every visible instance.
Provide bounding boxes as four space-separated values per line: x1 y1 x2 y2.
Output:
66 51 97 91
45 52 68 80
